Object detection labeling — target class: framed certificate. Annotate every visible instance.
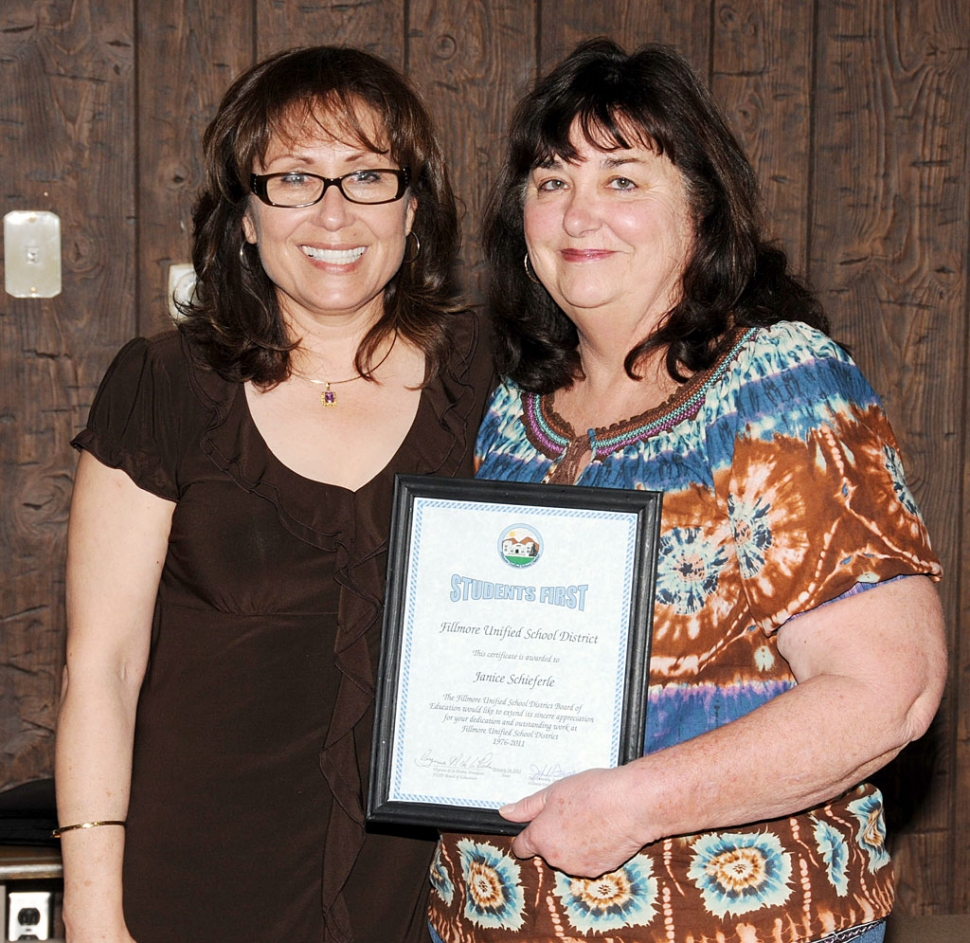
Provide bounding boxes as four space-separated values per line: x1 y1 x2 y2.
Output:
367 475 662 834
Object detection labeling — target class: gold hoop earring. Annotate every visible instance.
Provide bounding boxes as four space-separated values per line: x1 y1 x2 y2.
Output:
404 231 421 263
523 252 540 285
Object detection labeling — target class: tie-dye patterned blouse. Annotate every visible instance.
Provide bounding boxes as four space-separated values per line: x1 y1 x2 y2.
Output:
429 321 941 943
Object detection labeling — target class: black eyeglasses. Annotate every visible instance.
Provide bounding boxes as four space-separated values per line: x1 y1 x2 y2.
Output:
250 168 410 207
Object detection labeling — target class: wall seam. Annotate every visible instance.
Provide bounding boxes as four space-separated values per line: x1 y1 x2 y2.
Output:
805 0 819 285
403 0 410 74
133 0 141 335
252 0 258 63
706 1 715 85
951 43 970 910
534 0 542 82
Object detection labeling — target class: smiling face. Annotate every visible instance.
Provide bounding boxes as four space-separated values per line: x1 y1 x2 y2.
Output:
242 104 416 336
523 121 695 348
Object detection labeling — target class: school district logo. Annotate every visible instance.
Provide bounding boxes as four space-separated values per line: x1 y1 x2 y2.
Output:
498 524 543 568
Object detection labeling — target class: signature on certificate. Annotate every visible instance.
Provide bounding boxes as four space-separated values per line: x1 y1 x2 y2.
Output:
415 750 495 770
528 763 576 785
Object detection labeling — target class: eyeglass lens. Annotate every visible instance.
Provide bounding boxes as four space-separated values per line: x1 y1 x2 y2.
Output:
263 171 402 206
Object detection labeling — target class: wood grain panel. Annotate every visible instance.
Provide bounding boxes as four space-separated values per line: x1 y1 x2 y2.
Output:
0 0 135 789
256 0 404 65
0 0 966 913
959 342 970 912
891 830 955 916
951 0 970 907
137 0 254 337
538 0 711 77
811 0 967 913
710 0 813 273
407 0 535 304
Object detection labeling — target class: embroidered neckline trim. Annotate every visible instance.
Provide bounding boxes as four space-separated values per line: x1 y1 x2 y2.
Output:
523 328 756 462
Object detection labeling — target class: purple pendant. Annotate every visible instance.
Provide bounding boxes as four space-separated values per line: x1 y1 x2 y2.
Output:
323 383 336 407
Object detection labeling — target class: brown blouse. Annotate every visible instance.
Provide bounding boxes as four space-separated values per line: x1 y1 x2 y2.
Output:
72 313 492 943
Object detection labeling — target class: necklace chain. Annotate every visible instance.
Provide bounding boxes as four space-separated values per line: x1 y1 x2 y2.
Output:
290 333 397 408
293 372 362 386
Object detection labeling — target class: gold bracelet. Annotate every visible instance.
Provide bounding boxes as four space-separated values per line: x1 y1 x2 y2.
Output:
51 820 126 838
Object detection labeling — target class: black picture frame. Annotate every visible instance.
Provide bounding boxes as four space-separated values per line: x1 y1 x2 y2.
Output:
367 475 662 834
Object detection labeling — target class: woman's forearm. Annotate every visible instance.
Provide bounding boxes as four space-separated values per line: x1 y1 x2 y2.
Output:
55 664 141 941
503 576 947 876
57 453 174 941
630 665 925 843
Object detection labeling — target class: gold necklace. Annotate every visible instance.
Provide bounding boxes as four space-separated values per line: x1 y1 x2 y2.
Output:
294 372 359 407
291 334 397 408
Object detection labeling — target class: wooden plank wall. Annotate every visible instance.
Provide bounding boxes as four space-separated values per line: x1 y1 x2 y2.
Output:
1 0 967 916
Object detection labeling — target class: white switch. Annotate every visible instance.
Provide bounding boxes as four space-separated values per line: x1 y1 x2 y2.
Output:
4 210 61 298
167 262 197 320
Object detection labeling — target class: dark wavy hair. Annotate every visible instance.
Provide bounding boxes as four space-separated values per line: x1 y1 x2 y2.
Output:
179 45 462 386
484 39 828 392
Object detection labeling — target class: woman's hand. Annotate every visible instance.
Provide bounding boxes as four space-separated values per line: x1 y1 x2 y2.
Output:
500 765 649 877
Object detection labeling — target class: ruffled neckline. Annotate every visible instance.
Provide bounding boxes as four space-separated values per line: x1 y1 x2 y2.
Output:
182 313 484 556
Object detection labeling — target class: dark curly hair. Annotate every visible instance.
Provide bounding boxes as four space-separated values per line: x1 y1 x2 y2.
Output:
179 45 462 386
484 38 828 393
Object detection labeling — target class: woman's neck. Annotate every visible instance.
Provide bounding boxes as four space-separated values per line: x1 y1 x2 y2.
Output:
555 346 678 432
287 319 387 383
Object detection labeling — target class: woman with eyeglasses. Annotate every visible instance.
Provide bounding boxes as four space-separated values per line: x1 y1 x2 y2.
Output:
54 46 491 943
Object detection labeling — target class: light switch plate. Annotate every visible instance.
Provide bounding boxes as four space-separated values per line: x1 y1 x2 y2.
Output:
167 262 197 320
4 210 62 298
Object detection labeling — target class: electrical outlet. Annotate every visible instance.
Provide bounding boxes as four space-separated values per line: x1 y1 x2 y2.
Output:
6 889 51 941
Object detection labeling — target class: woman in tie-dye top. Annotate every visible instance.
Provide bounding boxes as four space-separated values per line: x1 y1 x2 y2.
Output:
428 40 945 943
